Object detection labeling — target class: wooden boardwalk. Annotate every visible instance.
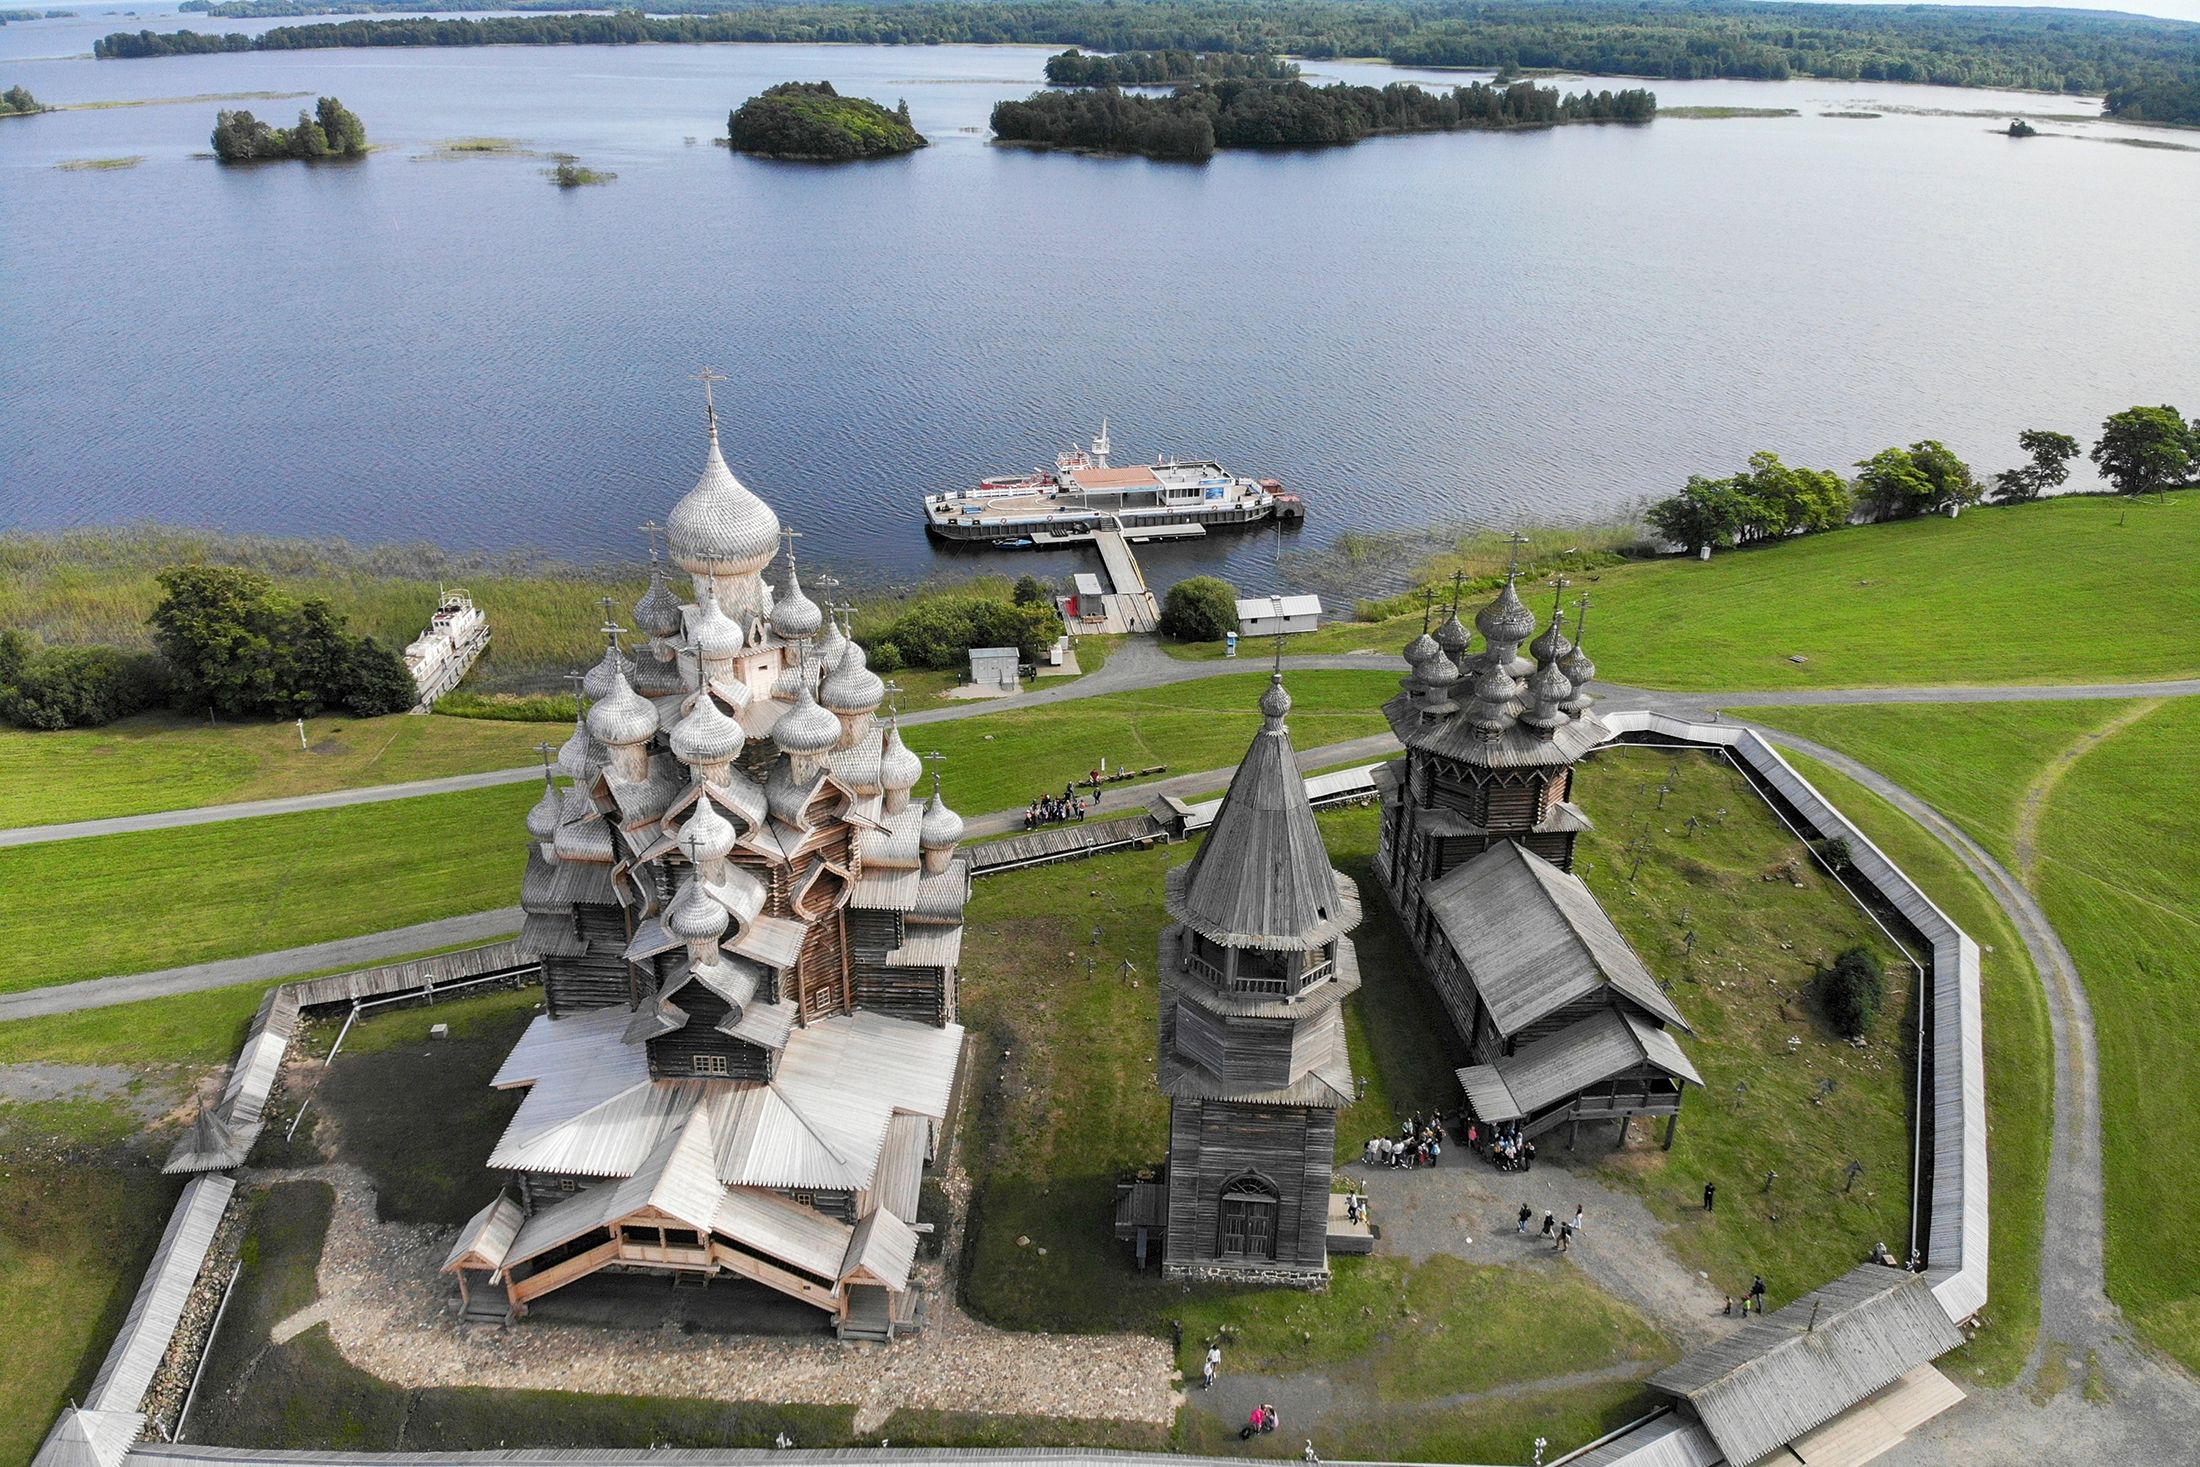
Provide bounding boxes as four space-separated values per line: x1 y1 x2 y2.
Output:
968 814 1169 876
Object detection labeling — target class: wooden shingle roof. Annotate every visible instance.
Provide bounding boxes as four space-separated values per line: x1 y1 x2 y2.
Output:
1424 840 1686 1037
1648 1266 1965 1467
1456 1007 1702 1122
1165 680 1361 952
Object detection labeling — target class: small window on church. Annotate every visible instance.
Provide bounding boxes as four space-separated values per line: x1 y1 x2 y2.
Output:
692 1053 730 1076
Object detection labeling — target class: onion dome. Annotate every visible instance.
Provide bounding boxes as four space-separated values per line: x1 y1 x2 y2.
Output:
526 775 564 843
678 796 737 863
879 723 922 792
821 639 885 714
667 881 729 943
920 783 965 851
557 706 593 777
685 586 741 661
1475 578 1536 647
1559 641 1597 714
1259 670 1292 725
773 681 841 756
670 691 744 765
1528 618 1573 669
1403 629 1440 673
633 561 683 641
587 669 659 747
771 558 823 641
1520 657 1575 732
667 422 780 577
1418 645 1459 689
1432 609 1472 660
1464 660 1520 734
582 640 638 701
813 616 847 675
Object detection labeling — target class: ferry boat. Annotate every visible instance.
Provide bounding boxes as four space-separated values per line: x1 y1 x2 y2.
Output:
923 421 1304 543
402 587 490 709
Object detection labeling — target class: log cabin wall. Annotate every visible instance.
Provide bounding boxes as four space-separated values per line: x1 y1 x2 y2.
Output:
1163 1100 1335 1283
544 904 633 1016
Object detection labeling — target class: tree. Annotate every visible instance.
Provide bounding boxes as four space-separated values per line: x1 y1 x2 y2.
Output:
149 564 411 718
1010 573 1052 607
1158 575 1240 641
1645 475 1749 554
1991 427 2080 503
1817 944 1886 1038
1 85 46 116
314 94 367 155
1853 440 1979 520
2091 405 2193 496
341 635 418 715
1729 451 1850 542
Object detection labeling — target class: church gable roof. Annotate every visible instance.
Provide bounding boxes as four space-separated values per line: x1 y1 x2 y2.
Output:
1425 841 1686 1036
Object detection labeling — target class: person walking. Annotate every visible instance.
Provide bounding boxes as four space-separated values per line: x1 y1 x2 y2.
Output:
1517 1202 1533 1235
1205 1343 1222 1389
1556 1220 1573 1253
1703 1181 1717 1213
1749 1274 1768 1314
1572 1204 1585 1233
1541 1210 1557 1239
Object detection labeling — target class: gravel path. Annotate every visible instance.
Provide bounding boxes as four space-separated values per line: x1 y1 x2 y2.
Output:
292 1165 1178 1429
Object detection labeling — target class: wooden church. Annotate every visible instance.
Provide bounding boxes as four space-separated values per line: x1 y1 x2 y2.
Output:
1150 670 1362 1285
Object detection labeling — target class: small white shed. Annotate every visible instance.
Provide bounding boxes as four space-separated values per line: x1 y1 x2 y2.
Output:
1235 594 1323 637
968 646 1021 690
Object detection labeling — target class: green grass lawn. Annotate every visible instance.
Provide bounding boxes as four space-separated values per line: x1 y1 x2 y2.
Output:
1743 698 2200 1377
1568 748 1915 1303
918 670 1396 816
0 712 546 830
308 985 540 1224
0 783 534 995
0 1100 179 1467
1779 753 2050 1387
1728 700 2144 866
1176 492 2200 691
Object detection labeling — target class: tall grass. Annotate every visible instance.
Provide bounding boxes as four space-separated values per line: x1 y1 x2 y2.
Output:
1281 514 1653 617
0 528 1074 697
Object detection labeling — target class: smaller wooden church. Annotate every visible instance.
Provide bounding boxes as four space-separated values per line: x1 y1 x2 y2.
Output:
1376 575 1702 1148
1146 670 1361 1286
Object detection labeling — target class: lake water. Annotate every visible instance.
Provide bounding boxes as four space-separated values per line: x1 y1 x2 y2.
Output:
5 3 2197 591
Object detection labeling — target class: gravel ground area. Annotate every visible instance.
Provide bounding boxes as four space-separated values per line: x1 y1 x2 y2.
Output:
291 1165 1180 1430
1350 1145 1733 1350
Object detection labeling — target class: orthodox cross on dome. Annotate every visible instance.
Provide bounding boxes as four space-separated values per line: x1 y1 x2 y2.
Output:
562 669 588 711
922 748 947 796
882 679 904 720
678 826 710 866
1546 572 1571 623
534 740 557 772
1447 570 1465 615
1571 592 1594 649
639 520 665 562
1420 586 1435 633
1503 530 1531 580
689 366 727 432
600 620 628 653
779 525 803 561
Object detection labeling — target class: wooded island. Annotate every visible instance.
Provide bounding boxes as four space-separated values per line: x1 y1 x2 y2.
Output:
993 79 1656 161
727 81 925 160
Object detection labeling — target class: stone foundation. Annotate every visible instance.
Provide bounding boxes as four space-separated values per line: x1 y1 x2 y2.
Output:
1162 1259 1330 1290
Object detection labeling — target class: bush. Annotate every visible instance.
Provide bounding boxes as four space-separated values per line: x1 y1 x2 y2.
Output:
1158 576 1239 642
1011 574 1053 607
1817 944 1885 1038
1810 836 1854 873
869 595 1056 670
0 631 170 729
